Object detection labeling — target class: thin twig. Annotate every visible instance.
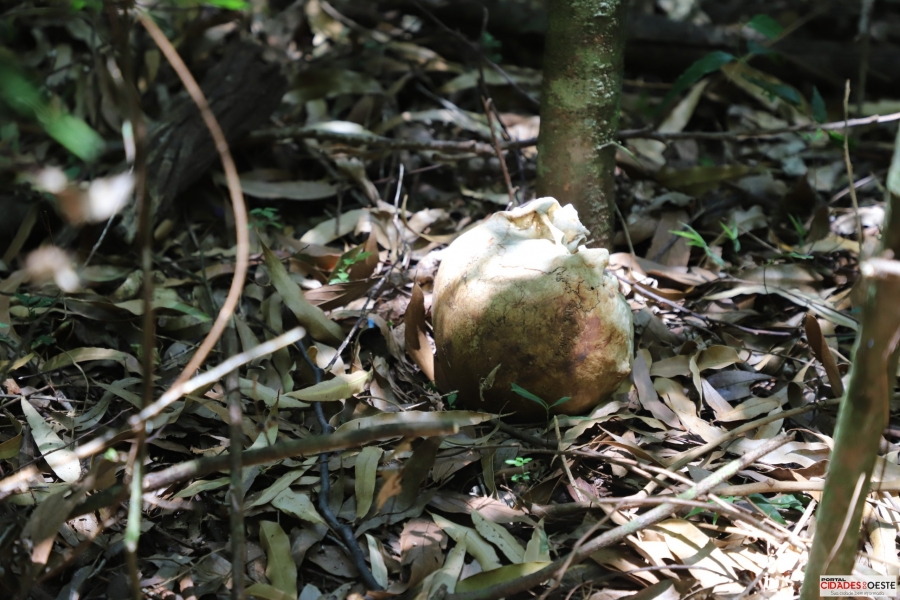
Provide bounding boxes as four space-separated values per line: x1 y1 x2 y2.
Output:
107 4 151 595
137 11 250 415
481 97 515 205
614 203 636 258
614 272 793 337
619 111 900 141
223 325 245 600
67 421 460 519
247 124 531 156
0 328 305 500
249 111 900 159
133 327 305 425
636 398 840 500
714 478 900 497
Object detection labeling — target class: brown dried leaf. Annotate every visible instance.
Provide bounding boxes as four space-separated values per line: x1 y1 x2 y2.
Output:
653 519 742 593
404 283 435 381
633 350 679 428
400 518 447 588
804 313 845 397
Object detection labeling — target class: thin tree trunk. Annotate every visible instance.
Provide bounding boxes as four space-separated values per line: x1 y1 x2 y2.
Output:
536 0 628 247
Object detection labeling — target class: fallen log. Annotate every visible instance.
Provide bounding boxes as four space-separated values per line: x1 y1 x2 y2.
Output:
115 41 287 243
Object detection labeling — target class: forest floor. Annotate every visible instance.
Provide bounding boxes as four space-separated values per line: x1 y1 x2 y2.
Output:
1 2 900 600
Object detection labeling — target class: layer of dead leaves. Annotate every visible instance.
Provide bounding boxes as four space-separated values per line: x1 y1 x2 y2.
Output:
1 2 899 600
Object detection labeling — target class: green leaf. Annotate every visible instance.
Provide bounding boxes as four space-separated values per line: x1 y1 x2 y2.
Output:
788 213 806 240
747 494 787 525
747 14 783 39
202 0 249 8
746 40 778 57
766 493 806 511
510 383 548 408
41 114 105 162
811 86 827 123
720 221 740 252
550 396 572 408
657 51 735 114
670 225 707 248
744 76 803 107
0 61 104 161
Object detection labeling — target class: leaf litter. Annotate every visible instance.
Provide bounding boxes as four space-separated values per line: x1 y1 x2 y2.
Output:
0 2 899 600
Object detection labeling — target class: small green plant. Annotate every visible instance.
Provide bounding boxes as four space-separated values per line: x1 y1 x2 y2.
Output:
445 392 458 408
249 207 283 230
787 213 806 245
670 224 726 267
329 250 373 284
505 456 532 482
480 32 503 62
720 220 740 253
15 293 55 320
510 383 572 421
30 334 55 350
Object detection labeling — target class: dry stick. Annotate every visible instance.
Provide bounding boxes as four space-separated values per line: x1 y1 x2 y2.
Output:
104 6 151 595
0 327 305 499
613 271 793 337
614 203 636 258
247 125 518 156
521 449 806 548
137 12 250 417
481 97 515 205
248 111 900 156
130 24 252 593
636 398 840 502
862 257 900 280
544 496 806 550
488 101 527 205
619 111 900 141
223 325 245 600
70 421 460 518
842 81 865 254
144 420 459 493
446 432 794 600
